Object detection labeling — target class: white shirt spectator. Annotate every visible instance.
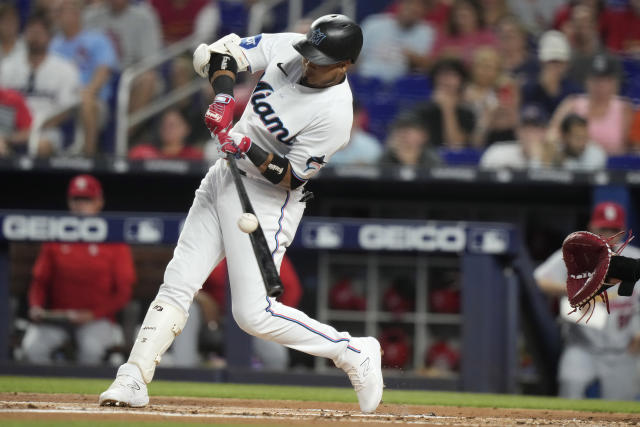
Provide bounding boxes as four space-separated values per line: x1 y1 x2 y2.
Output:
83 2 162 69
561 142 607 171
479 141 543 169
358 13 435 83
0 37 25 66
0 52 81 120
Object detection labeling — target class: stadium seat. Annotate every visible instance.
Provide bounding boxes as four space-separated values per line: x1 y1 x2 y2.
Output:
364 97 399 142
348 74 385 106
439 148 483 166
392 74 432 109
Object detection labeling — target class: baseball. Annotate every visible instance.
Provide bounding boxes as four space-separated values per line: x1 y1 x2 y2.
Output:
237 213 259 233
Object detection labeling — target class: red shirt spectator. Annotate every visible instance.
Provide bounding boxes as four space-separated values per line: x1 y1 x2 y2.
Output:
386 0 452 28
29 242 136 321
601 2 640 54
149 0 208 44
0 88 32 130
432 0 498 64
202 256 303 311
128 108 204 160
0 87 32 156
128 144 203 160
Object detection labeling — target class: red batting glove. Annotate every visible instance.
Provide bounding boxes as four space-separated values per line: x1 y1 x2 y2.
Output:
204 94 235 135
218 132 252 159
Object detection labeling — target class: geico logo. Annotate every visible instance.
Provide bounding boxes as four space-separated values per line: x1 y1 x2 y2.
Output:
2 215 108 242
358 225 466 252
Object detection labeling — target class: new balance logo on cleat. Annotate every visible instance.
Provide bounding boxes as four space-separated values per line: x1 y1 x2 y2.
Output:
360 357 371 378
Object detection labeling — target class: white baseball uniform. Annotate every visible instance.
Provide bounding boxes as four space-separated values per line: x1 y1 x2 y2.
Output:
154 32 360 362
534 245 640 400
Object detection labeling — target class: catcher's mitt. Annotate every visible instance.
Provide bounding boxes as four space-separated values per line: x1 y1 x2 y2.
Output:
562 230 634 322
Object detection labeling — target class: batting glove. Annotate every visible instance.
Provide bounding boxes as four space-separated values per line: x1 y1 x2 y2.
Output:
218 132 252 159
204 94 235 136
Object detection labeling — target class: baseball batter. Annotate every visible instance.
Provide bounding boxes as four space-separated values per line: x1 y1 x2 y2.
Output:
535 202 640 400
100 15 383 413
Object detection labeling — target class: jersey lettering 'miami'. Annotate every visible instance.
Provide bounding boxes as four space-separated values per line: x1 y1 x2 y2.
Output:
251 81 296 145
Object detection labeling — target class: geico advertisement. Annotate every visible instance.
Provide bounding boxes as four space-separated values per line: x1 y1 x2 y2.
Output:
1 215 108 242
358 224 466 252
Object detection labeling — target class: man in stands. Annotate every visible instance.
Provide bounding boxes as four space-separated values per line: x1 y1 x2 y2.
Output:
21 174 136 364
0 11 81 157
50 0 118 156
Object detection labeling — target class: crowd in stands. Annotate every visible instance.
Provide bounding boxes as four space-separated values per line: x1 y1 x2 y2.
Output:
2 0 640 171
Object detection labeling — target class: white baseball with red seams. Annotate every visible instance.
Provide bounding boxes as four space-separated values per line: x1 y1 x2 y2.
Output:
100 30 383 414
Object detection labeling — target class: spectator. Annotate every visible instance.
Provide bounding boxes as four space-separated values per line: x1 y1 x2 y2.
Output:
496 15 538 85
565 4 607 86
331 102 382 166
386 0 452 28
482 0 509 30
521 31 582 120
480 104 553 169
50 0 119 156
554 113 607 170
0 3 26 65
601 0 640 56
358 0 436 82
128 108 203 160
506 0 566 35
405 58 475 148
0 11 81 157
463 46 519 147
432 0 498 64
83 0 162 115
378 114 441 167
149 0 219 45
534 202 640 400
0 87 32 157
549 53 633 156
21 174 136 364
554 0 606 35
170 256 303 370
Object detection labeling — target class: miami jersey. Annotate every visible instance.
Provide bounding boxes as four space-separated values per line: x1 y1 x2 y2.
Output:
231 33 353 185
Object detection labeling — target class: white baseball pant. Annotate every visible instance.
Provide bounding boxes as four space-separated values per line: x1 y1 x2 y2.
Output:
155 160 358 361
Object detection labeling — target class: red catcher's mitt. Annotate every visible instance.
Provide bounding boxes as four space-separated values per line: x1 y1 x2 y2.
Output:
562 230 632 321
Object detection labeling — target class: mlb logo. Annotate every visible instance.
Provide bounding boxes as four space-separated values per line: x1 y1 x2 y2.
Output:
468 229 509 254
302 223 343 249
124 218 164 243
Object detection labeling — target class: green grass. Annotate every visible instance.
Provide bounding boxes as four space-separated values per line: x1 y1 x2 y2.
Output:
1 375 640 414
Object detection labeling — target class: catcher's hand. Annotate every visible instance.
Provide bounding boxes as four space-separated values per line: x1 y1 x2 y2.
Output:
562 230 635 321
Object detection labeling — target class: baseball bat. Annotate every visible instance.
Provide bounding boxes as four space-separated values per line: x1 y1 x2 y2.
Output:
226 155 284 298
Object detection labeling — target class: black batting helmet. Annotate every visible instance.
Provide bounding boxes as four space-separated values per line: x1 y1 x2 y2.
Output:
293 14 363 65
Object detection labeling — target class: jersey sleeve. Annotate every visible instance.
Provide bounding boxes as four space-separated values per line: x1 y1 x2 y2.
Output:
29 243 55 308
238 33 303 73
533 249 567 284
285 103 352 182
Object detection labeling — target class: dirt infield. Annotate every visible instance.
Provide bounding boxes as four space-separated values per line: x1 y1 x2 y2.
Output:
1 393 640 426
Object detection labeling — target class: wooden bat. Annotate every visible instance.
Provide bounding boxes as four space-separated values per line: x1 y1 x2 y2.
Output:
227 155 284 298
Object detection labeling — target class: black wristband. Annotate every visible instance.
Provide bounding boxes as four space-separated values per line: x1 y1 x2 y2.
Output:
246 143 268 167
213 75 234 96
262 155 289 185
209 53 238 79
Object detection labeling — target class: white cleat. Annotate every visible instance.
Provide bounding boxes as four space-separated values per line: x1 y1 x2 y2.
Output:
99 363 149 408
335 336 384 413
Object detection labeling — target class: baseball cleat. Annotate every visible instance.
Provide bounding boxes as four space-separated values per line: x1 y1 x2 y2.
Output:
99 363 149 408
335 336 384 413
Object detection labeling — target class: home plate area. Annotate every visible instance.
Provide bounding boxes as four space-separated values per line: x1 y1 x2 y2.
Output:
1 393 639 426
